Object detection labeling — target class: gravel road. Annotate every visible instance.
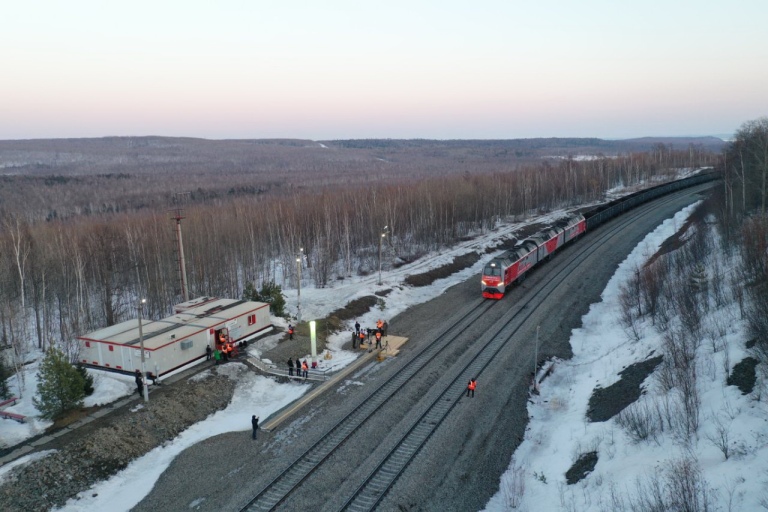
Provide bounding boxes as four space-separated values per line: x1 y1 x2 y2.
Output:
134 185 712 512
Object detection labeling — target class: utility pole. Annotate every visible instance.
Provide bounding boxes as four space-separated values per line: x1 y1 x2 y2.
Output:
296 248 303 322
534 325 539 377
533 325 540 395
378 225 388 285
138 298 149 402
171 208 189 302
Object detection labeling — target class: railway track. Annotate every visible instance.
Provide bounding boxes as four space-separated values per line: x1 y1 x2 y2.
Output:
240 182 714 512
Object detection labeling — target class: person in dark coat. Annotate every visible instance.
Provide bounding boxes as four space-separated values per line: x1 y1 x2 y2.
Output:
135 369 143 397
205 345 212 361
252 415 259 439
354 320 360 334
294 357 301 374
287 357 294 376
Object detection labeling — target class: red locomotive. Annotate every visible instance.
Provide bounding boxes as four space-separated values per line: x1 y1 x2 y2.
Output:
481 214 586 299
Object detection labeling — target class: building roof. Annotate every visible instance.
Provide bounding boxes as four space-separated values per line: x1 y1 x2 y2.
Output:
78 298 268 350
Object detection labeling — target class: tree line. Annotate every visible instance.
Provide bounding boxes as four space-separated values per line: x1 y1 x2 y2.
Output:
1 144 718 396
717 117 768 362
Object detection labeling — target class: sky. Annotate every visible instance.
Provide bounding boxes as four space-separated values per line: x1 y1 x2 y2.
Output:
3 1 767 140
2 183 765 511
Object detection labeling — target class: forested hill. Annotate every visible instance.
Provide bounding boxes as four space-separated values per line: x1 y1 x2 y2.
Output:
323 136 726 154
0 135 722 222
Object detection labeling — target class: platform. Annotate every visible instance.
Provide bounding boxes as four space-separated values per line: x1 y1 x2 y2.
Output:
260 335 408 432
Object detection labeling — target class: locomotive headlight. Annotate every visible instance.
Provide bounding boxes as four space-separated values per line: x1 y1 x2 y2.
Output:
481 280 487 285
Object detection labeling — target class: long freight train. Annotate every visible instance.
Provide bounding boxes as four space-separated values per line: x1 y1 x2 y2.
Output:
481 214 586 298
481 171 720 299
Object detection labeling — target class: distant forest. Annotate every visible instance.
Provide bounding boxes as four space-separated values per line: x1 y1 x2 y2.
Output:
0 136 724 222
0 135 724 365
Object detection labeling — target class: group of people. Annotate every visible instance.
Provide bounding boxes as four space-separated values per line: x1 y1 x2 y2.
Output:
352 319 387 350
205 338 248 364
287 356 312 378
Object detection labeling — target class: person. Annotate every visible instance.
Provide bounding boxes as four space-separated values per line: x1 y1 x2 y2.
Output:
375 330 382 349
252 415 259 440
301 360 309 378
311 360 318 369
354 320 360 334
358 330 365 348
135 369 143 397
351 331 358 349
205 344 212 361
288 324 294 340
146 371 158 386
287 357 294 376
466 378 477 398
376 319 383 331
214 348 221 365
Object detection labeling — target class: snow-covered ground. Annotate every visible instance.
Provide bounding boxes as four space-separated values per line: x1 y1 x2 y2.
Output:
2 191 765 511
483 203 768 511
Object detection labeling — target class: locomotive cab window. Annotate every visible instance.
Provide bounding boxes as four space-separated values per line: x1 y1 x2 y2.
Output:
484 266 501 276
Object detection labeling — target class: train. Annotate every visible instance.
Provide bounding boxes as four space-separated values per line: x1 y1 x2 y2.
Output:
481 214 586 298
481 171 721 299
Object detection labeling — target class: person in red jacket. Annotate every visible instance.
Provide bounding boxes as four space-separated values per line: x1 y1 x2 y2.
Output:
301 360 309 378
466 378 477 398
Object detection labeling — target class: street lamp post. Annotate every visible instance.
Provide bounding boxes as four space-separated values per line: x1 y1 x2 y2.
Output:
378 226 388 285
296 248 303 323
138 298 149 402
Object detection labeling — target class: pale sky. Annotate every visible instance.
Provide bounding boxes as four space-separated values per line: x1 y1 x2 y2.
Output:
3 0 767 140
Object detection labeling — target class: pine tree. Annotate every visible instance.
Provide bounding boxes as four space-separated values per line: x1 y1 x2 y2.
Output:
243 280 286 317
33 348 85 420
259 281 286 317
242 280 259 302
76 363 95 396
0 354 10 399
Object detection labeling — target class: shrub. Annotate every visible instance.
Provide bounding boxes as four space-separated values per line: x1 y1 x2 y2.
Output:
616 401 660 443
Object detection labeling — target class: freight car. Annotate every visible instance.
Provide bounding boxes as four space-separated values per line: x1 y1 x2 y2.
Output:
481 171 720 299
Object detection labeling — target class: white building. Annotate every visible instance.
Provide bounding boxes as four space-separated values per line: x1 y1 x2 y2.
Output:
78 297 272 376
